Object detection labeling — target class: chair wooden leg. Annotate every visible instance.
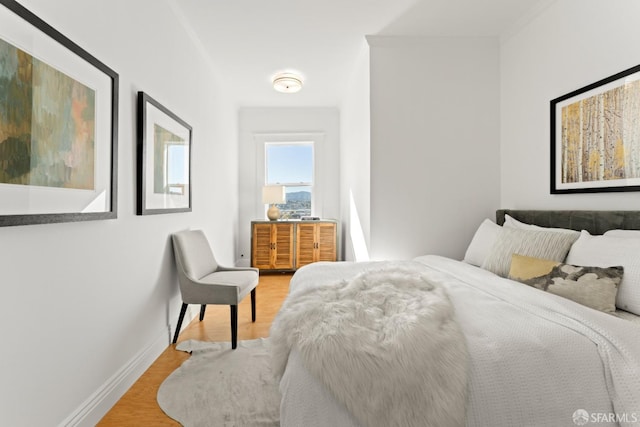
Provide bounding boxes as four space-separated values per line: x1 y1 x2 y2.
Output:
230 305 238 349
173 303 188 344
251 288 256 323
199 304 206 321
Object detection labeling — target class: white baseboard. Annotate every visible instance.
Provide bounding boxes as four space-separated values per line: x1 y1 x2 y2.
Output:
59 328 170 427
59 306 199 427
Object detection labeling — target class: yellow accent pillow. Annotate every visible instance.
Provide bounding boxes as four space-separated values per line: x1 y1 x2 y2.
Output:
508 254 559 282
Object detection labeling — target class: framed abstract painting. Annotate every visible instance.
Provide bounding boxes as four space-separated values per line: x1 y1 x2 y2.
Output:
551 64 640 194
0 0 119 226
137 92 192 215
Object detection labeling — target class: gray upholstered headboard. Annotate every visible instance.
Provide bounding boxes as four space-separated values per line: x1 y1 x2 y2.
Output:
496 210 640 235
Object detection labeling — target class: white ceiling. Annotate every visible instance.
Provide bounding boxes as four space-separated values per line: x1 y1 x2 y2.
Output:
171 0 550 108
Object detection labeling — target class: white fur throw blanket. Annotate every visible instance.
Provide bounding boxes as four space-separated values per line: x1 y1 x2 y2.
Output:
270 261 468 427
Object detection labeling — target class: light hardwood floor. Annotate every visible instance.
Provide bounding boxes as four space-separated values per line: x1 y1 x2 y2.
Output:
98 273 292 426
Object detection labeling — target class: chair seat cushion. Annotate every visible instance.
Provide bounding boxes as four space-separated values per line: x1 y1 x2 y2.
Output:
201 270 258 301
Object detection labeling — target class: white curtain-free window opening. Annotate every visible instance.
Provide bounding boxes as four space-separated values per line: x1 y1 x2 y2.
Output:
265 141 314 219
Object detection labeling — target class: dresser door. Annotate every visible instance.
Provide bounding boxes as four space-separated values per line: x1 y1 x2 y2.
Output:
316 222 337 262
295 223 317 268
251 223 273 269
272 223 294 269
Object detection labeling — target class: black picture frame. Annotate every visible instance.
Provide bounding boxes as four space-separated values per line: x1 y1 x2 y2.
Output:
137 92 192 215
550 64 640 194
0 0 119 226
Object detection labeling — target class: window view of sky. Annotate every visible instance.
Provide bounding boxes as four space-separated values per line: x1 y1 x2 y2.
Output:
266 143 313 185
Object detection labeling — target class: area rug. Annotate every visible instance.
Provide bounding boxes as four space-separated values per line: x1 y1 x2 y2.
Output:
157 338 280 426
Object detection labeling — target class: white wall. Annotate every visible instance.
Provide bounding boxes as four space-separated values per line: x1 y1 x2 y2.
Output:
367 36 501 261
501 0 640 210
237 107 341 265
0 1 238 425
340 40 371 261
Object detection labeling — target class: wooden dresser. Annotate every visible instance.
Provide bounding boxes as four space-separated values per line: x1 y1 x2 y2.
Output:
251 220 337 271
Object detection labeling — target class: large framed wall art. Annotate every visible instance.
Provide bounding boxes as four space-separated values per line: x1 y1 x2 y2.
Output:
137 92 192 215
0 0 119 226
551 64 640 194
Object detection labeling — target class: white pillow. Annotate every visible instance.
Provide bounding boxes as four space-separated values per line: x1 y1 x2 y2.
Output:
504 214 539 229
566 230 640 315
504 214 576 234
481 227 580 277
603 229 640 238
463 219 501 267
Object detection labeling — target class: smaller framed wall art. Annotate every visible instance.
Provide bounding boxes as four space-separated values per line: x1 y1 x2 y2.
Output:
551 64 640 194
137 92 192 215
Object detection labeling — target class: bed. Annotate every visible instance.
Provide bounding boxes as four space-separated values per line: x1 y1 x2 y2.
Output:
270 210 640 427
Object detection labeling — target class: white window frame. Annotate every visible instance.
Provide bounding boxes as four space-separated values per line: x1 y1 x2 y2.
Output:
254 132 324 218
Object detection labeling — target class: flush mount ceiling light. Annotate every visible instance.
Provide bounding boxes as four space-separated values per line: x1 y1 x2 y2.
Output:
272 72 303 93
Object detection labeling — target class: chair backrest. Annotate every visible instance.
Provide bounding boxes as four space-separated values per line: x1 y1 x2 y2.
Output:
171 230 219 281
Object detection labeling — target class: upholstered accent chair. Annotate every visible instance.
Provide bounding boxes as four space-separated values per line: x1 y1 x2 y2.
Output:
171 229 259 349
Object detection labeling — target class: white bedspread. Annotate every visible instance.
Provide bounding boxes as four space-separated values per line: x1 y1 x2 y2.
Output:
278 256 640 427
271 261 468 427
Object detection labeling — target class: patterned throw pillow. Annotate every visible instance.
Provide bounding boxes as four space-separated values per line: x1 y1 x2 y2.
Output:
508 254 623 313
481 228 579 277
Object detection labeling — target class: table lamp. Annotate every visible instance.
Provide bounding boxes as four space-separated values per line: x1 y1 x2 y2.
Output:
262 185 285 220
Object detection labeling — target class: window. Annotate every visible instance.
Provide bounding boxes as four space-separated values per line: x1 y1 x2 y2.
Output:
265 142 313 219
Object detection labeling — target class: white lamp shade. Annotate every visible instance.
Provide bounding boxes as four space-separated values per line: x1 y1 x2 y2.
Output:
262 185 285 204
